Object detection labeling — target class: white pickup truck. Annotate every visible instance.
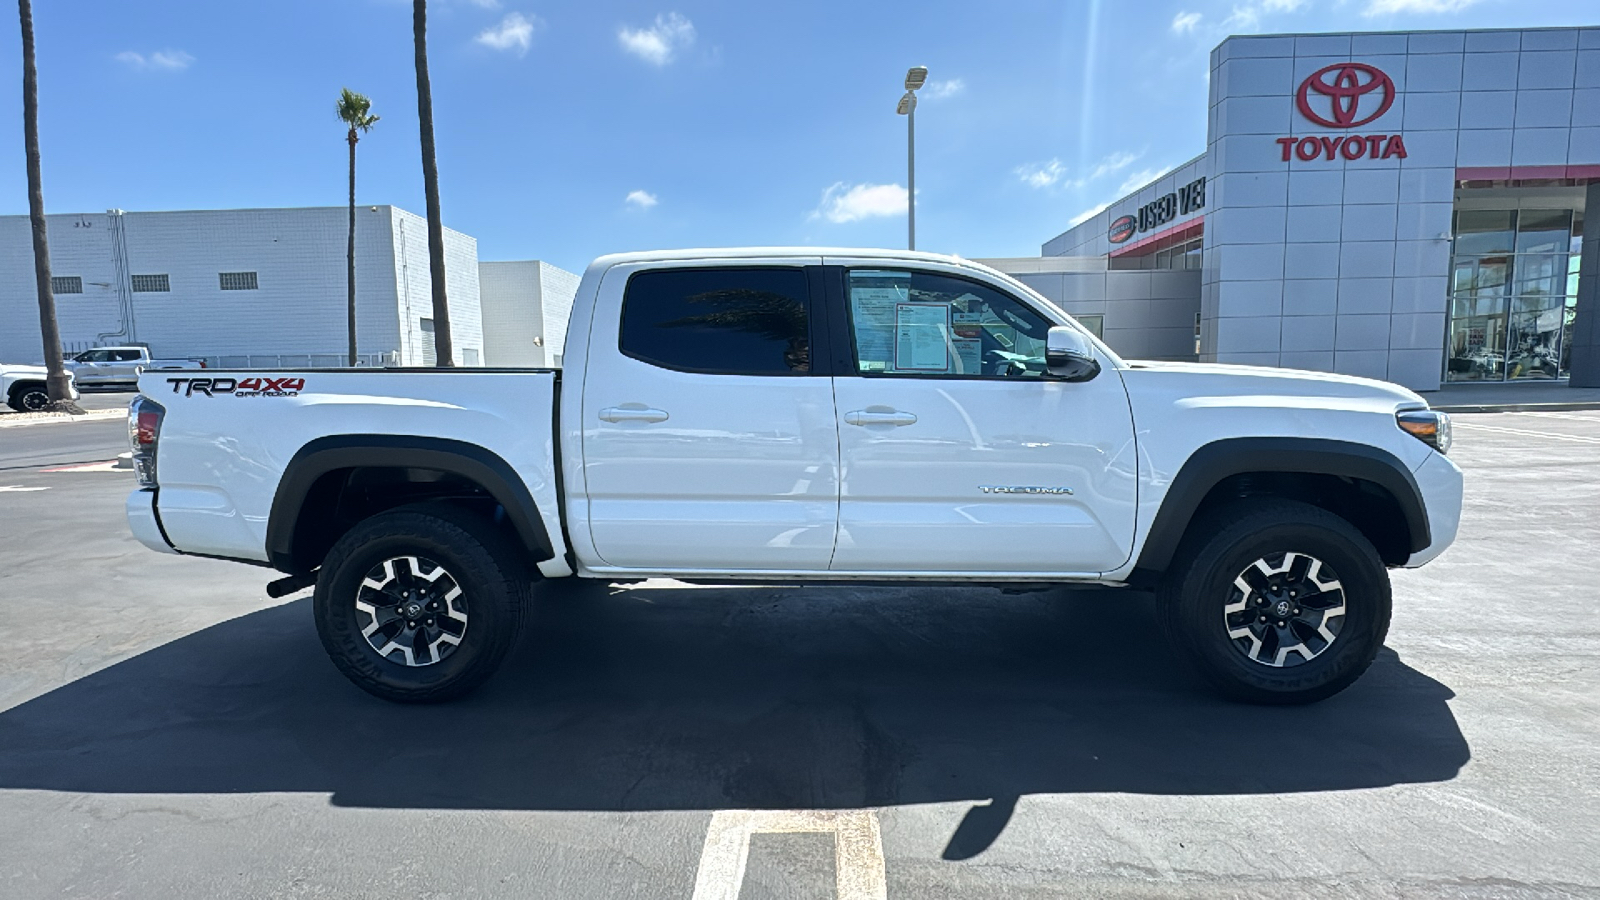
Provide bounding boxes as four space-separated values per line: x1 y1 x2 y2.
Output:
125 248 1462 706
2 362 79 411
68 346 204 387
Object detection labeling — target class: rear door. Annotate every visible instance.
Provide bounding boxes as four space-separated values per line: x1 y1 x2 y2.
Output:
107 349 143 381
578 258 840 571
825 260 1138 575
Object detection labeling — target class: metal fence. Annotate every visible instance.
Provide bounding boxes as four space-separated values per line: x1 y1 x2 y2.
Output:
197 352 401 369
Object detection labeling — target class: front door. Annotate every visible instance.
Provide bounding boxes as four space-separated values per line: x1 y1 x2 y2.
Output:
579 259 840 571
827 261 1138 575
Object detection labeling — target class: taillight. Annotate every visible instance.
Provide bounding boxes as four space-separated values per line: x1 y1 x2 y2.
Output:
128 395 165 486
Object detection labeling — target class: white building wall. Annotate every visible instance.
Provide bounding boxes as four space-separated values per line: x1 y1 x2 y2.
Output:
537 261 580 366
117 207 402 359
479 260 546 366
389 207 483 366
981 257 1201 361
0 206 416 365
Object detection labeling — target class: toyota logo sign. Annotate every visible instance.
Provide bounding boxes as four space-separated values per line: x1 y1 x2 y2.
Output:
1296 62 1395 128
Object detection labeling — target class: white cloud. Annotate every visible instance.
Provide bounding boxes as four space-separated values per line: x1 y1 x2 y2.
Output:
923 78 965 99
1171 11 1202 33
1015 158 1067 189
811 182 907 224
1364 0 1482 13
476 12 539 55
625 189 659 209
1015 151 1140 191
618 12 696 66
1219 0 1306 33
1088 151 1139 181
1117 166 1169 195
115 49 194 71
1068 203 1111 228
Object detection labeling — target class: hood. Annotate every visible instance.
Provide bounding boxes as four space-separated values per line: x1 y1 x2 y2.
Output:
1124 359 1428 409
1 363 76 383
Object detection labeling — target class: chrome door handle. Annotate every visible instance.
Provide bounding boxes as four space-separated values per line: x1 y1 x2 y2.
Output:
599 405 669 423
844 409 918 427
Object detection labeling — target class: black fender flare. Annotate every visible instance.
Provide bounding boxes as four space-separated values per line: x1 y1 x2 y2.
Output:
265 434 554 573
1133 437 1430 576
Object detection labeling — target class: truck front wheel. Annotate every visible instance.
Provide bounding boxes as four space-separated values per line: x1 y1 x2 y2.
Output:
8 383 50 412
313 504 532 703
1158 500 1391 705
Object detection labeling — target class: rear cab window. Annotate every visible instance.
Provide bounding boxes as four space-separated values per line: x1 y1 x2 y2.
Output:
620 267 813 375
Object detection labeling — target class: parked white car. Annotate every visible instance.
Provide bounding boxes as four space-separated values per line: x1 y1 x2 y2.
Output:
67 346 204 387
125 248 1463 706
2 362 78 412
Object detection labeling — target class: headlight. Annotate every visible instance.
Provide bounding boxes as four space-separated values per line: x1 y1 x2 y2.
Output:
1397 409 1451 454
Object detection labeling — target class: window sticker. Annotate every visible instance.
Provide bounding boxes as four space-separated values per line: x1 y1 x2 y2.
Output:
952 337 982 374
893 302 951 371
849 273 907 371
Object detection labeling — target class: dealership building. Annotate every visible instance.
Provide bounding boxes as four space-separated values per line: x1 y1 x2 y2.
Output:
994 24 1600 391
0 206 577 369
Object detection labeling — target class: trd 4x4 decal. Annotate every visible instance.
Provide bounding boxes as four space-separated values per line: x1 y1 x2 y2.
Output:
166 376 305 397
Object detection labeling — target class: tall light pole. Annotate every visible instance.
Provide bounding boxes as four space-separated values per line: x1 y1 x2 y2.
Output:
898 66 927 251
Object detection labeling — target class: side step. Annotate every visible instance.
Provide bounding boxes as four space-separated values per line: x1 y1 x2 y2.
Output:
266 570 319 599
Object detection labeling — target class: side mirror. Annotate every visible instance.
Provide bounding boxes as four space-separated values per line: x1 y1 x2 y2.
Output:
1045 325 1101 382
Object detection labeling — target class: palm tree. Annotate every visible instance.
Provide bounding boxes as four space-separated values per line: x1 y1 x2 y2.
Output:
336 88 379 366
17 0 79 412
412 0 453 366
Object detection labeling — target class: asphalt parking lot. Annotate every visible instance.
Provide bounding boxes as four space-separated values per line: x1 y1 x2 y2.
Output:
0 407 1597 899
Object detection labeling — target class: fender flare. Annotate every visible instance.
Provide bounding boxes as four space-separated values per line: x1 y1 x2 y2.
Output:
265 434 554 573
1133 437 1430 576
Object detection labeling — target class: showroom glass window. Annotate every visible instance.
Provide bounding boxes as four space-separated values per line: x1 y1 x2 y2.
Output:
1447 208 1582 382
845 269 1054 378
620 267 811 375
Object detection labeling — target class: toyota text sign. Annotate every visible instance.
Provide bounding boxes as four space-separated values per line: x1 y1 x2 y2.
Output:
1273 62 1406 163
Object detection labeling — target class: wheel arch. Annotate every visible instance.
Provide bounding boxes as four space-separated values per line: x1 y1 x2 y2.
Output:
1132 437 1430 581
266 434 554 574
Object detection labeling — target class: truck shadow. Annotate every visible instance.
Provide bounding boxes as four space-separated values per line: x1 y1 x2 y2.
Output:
0 581 1467 857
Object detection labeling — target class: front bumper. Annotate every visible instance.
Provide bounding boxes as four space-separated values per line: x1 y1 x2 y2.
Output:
1403 451 1463 568
126 488 178 555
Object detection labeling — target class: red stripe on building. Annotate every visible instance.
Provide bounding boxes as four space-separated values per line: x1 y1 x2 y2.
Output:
1108 216 1205 258
1456 165 1600 182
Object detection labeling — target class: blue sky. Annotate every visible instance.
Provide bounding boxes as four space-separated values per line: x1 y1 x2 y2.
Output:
0 0 1595 273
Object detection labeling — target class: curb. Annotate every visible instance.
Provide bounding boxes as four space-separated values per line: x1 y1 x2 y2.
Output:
0 409 125 428
1434 402 1600 414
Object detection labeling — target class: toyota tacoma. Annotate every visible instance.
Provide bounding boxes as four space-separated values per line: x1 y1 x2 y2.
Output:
125 249 1462 705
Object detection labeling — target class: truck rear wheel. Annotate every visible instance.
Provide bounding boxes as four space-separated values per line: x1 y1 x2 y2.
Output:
313 504 532 703
1157 500 1391 705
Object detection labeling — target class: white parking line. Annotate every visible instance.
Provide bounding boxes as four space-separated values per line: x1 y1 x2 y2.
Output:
0 485 50 492
691 809 887 900
1454 421 1600 445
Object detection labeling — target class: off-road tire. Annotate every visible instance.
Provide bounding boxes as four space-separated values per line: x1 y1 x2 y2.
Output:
7 383 50 412
1158 500 1391 705
313 503 533 703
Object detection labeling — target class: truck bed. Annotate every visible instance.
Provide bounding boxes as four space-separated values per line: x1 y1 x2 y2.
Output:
137 367 565 570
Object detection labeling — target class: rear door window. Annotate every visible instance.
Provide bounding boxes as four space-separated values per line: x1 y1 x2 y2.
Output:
620 267 813 375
